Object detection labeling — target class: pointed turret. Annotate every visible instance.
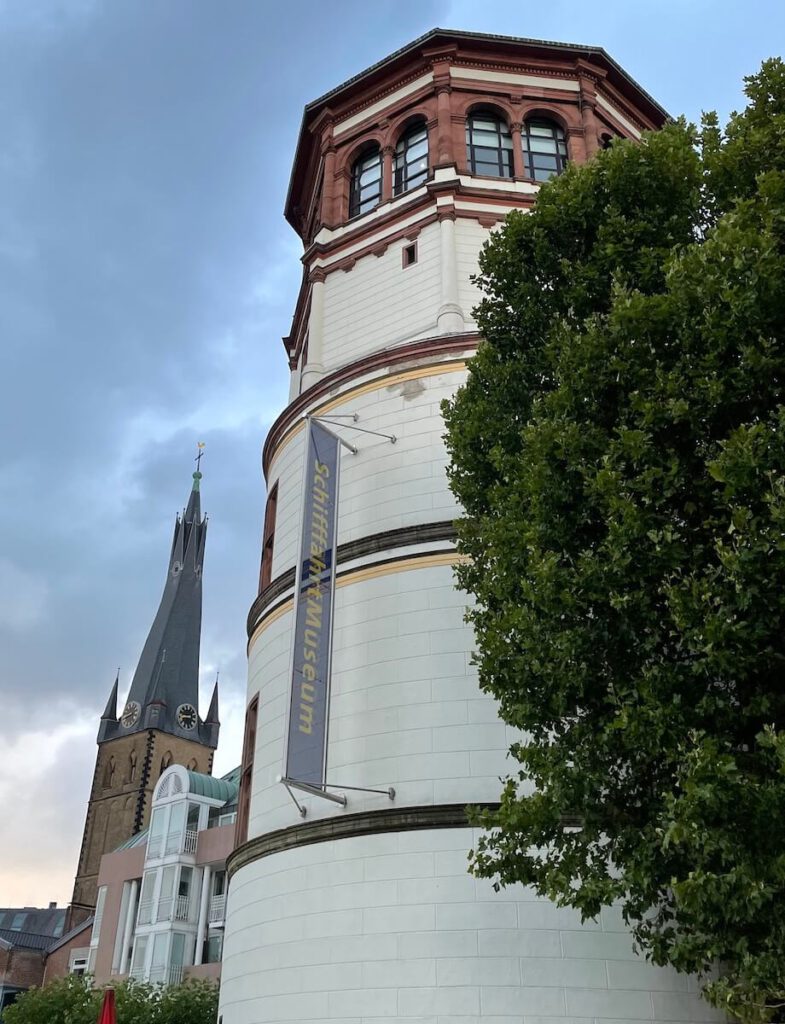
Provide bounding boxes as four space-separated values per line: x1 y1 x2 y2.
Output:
99 673 119 723
201 675 220 748
98 460 217 750
206 676 220 724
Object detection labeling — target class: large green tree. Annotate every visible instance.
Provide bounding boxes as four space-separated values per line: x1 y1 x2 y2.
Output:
3 976 218 1024
443 60 785 1022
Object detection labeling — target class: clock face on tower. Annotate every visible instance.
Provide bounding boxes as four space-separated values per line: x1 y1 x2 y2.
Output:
121 701 141 728
177 703 197 730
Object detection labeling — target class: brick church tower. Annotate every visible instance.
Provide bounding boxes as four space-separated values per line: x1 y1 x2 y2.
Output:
68 467 219 928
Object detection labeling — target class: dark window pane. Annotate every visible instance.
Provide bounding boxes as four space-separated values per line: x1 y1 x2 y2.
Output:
467 112 513 177
472 118 499 132
350 146 382 217
523 119 568 181
471 129 501 146
394 124 429 195
530 138 558 154
532 155 559 169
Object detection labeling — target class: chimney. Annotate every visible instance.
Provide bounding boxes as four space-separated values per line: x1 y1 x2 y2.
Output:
48 901 57 909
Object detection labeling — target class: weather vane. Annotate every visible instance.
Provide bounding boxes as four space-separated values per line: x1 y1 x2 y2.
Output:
195 441 206 472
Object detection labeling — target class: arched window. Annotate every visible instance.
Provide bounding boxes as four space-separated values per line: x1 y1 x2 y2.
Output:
394 122 428 195
128 750 137 784
522 119 568 181
102 756 115 789
187 757 198 771
349 145 382 218
160 751 173 776
465 111 513 178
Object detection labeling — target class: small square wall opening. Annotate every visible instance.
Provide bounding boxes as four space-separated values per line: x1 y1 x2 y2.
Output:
402 242 417 268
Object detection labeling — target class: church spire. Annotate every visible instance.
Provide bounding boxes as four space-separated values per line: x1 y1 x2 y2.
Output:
206 674 220 725
98 450 217 750
100 671 119 722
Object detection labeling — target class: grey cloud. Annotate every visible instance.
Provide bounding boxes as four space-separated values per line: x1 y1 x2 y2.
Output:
0 0 447 903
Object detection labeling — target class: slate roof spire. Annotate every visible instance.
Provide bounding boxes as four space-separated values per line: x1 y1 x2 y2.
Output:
98 454 218 749
100 672 119 722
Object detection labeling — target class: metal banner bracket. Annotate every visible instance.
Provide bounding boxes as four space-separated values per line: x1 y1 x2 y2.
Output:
278 775 396 818
309 413 397 450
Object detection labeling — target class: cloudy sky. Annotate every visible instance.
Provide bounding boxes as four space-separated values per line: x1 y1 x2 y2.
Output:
1 0 783 909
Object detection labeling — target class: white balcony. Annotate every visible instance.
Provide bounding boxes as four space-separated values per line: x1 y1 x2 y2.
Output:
174 895 190 921
184 829 198 853
148 963 183 986
154 895 190 922
208 894 225 923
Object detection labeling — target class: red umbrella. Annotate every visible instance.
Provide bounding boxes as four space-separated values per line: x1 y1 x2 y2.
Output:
97 988 116 1024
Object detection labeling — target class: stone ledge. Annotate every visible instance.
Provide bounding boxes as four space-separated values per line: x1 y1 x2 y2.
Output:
228 802 498 879
247 520 458 638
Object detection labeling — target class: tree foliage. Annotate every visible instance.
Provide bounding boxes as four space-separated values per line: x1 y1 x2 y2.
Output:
3 975 219 1024
443 59 785 1021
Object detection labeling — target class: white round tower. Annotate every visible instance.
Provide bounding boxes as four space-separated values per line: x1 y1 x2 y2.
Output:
219 30 720 1024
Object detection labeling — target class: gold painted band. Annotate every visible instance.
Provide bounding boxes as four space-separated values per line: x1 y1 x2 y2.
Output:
263 333 479 476
248 547 469 651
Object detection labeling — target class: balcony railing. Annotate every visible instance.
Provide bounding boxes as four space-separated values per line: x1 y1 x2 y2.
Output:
148 829 198 858
147 964 184 986
208 894 226 923
174 894 190 921
154 895 190 922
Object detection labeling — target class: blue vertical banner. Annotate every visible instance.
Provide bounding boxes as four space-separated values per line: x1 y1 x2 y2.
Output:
285 419 340 786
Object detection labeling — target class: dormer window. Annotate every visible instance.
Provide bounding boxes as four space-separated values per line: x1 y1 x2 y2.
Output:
394 122 428 195
466 111 513 178
349 145 382 218
522 119 569 181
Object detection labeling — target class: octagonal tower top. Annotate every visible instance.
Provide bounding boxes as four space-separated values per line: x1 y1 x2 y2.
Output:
285 27 668 239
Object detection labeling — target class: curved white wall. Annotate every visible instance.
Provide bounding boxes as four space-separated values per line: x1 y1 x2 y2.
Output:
268 362 466 582
222 345 724 1022
221 60 719 1020
221 829 716 1024
246 559 519 838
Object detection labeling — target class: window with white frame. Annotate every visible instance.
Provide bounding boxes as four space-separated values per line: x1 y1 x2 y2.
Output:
130 934 148 979
137 871 156 925
69 950 90 976
157 865 177 922
88 884 108 971
165 802 185 854
147 808 166 858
